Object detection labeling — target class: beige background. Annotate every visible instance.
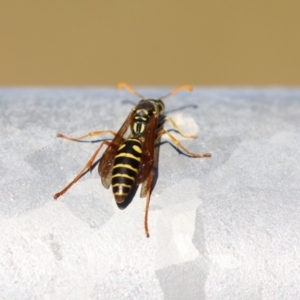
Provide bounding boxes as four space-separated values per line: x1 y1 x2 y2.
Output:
1 1 299 86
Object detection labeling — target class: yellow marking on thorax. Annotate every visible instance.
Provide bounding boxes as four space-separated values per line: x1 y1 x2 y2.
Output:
135 116 147 121
133 123 145 134
136 109 149 115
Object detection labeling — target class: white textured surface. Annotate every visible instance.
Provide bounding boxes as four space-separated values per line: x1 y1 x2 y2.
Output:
0 87 300 299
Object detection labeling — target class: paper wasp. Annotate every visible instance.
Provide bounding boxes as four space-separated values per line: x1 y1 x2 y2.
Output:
53 83 211 237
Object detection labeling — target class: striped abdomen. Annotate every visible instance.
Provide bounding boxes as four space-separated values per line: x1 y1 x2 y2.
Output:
112 138 142 206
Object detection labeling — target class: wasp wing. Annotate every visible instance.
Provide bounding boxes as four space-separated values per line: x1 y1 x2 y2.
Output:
98 109 135 189
136 113 159 198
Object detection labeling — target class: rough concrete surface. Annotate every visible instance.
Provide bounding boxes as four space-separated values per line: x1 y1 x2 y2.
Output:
0 87 300 299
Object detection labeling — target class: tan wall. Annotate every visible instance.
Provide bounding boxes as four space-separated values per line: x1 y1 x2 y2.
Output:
1 1 299 86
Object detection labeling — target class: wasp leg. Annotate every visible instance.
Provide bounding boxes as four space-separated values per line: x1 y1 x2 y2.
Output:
144 170 154 238
161 116 196 138
53 141 111 199
157 129 211 158
56 130 117 141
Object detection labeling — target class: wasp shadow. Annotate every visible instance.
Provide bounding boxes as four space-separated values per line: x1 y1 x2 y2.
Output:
67 137 112 144
155 140 199 158
121 99 136 106
165 104 198 114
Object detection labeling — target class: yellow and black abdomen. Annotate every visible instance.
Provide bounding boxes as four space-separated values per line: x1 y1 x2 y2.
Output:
112 138 142 206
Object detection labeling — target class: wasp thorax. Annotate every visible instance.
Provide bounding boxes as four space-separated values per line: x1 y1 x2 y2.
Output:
152 99 165 114
131 101 155 136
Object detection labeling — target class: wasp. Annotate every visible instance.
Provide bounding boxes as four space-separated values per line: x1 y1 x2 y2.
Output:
53 83 211 237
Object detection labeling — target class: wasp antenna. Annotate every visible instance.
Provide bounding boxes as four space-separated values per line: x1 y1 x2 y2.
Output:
117 82 144 99
161 85 193 100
